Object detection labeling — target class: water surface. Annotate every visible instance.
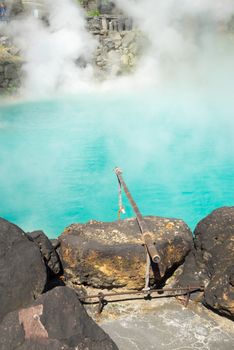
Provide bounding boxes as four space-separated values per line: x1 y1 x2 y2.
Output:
0 91 233 237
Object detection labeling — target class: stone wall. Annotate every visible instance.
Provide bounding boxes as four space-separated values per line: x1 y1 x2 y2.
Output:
95 30 143 77
87 16 144 78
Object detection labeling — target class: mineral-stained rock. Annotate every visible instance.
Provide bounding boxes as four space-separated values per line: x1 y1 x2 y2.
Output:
177 207 234 320
59 216 192 290
0 218 47 322
27 230 62 276
0 286 118 350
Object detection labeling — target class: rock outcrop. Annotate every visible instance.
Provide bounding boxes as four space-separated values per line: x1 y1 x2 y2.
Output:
0 36 22 94
0 286 118 350
177 207 234 320
86 14 142 77
94 30 143 77
59 216 193 290
0 218 47 322
0 217 119 349
27 230 62 276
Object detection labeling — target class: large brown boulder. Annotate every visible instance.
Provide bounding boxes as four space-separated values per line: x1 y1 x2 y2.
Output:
59 216 192 290
0 286 118 350
177 207 234 320
0 218 47 322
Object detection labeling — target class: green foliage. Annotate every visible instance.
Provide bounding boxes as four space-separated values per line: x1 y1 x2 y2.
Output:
76 1 100 16
87 9 100 17
77 0 90 6
77 0 85 5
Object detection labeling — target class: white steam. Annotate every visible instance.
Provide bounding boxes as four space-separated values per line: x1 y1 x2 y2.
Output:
3 0 97 96
1 0 234 95
114 0 234 90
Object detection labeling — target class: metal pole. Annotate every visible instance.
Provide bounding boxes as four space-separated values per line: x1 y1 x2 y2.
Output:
114 167 161 264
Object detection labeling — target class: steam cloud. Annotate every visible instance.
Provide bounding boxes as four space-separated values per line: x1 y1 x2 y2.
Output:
1 0 234 95
114 0 234 90
2 0 97 96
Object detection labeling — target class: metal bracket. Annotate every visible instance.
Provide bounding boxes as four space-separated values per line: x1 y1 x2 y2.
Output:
97 292 107 313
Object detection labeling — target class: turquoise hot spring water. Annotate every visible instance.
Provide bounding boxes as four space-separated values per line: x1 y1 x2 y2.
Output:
0 90 233 238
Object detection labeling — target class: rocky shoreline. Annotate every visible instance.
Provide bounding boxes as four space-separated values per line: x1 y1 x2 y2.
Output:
0 206 233 349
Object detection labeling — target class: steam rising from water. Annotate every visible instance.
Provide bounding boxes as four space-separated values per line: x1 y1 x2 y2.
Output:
3 0 97 95
0 1 234 235
1 0 234 95
114 0 234 90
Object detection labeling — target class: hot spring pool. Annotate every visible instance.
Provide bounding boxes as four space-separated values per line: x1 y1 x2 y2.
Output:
0 91 233 237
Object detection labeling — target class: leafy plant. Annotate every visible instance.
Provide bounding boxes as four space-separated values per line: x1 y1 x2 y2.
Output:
87 9 100 17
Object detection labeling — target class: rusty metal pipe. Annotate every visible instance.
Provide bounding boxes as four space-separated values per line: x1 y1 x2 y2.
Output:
80 285 204 300
114 167 160 263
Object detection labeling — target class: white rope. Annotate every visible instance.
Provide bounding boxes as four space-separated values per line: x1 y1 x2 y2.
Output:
118 179 125 219
142 252 151 292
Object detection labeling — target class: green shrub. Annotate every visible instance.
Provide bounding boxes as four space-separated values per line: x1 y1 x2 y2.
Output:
87 9 100 17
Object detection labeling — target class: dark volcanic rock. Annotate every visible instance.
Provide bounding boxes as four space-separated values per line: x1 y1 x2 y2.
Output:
177 207 234 319
0 218 47 322
0 286 118 350
27 230 62 276
59 216 192 289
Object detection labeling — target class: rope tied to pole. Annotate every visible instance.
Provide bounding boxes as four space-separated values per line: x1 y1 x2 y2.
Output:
114 167 161 292
117 176 125 220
